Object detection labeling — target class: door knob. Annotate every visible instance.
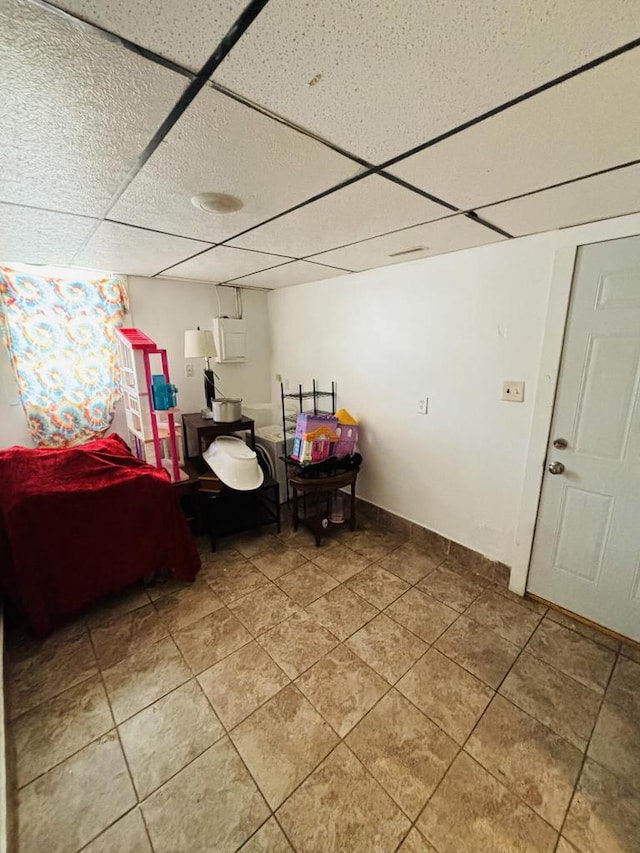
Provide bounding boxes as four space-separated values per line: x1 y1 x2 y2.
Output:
548 461 565 475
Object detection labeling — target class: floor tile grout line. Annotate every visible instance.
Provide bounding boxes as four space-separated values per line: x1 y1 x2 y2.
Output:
302 588 383 642
1 535 518 728
7 663 99 730
552 644 624 852
404 625 557 848
266 687 444 844
520 622 616 698
85 625 156 853
455 614 585 830
116 729 269 851
228 813 275 853
269 736 346 834
271 618 452 852
10 668 120 792
194 633 293 733
8 528 624 851
293 675 396 771
14 723 118 794
389 716 464 850
249 623 340 683
328 656 475 831
396 593 542 836
7 636 100 727
271 812 298 853
404 575 615 756
462 750 563 838
98 636 191 725
125 719 228 813
464 614 600 757
429 620 521 691
230 681 347 819
136 804 156 853
73 805 152 853
544 607 622 653
8 611 238 828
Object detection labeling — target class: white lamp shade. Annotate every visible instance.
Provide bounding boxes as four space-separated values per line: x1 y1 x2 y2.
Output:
184 329 215 359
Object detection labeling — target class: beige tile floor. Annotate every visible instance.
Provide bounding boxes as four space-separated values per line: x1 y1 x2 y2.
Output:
4 515 640 852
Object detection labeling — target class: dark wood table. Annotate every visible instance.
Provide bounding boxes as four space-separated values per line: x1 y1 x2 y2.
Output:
182 413 255 460
288 468 358 546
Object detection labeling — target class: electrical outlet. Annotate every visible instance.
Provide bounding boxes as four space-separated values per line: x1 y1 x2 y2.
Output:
502 381 525 402
417 398 428 415
185 363 194 378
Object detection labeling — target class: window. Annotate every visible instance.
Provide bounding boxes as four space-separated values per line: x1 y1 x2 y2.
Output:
0 265 128 447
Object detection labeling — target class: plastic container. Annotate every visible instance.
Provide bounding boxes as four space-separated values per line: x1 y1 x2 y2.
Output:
329 491 345 523
203 436 263 490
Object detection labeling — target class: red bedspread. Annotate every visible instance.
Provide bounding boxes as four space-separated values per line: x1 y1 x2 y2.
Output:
0 434 200 635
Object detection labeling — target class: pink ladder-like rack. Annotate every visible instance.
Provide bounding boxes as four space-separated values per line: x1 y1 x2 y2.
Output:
115 327 186 482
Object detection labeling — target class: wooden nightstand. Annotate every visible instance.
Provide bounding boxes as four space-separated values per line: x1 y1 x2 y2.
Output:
182 413 255 460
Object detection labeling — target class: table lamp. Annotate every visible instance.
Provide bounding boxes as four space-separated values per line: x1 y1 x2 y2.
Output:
184 327 216 409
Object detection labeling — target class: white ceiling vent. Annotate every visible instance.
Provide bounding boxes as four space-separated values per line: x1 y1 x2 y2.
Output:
387 246 428 258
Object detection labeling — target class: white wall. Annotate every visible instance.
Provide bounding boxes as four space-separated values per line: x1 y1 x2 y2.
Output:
269 234 554 566
268 213 640 591
127 277 272 425
0 340 30 447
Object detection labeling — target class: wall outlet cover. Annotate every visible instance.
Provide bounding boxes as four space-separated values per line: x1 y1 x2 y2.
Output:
502 381 525 402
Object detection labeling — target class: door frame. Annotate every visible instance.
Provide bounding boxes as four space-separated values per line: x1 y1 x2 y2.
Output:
510 212 640 596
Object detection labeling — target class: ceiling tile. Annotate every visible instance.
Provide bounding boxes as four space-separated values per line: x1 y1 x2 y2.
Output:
109 85 362 243
0 0 187 217
480 164 640 237
73 221 210 275
164 245 294 282
213 0 640 162
310 215 506 272
48 0 247 72
228 261 349 290
0 204 97 265
389 49 640 210
228 175 450 257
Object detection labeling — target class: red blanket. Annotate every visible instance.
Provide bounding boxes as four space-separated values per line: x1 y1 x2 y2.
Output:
0 434 200 635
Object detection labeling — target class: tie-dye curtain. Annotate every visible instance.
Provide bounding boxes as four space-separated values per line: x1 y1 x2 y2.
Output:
0 266 128 447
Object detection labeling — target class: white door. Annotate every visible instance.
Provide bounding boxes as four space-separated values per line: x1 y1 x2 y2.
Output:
527 234 640 641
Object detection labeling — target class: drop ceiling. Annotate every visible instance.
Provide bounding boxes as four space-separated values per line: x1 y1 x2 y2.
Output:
1 0 639 288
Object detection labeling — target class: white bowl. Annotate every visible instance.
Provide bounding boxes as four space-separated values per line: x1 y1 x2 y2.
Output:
203 436 264 491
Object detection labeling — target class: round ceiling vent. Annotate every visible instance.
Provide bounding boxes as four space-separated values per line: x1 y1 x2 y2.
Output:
190 192 244 214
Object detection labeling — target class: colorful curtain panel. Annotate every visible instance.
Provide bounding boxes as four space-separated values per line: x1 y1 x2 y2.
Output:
0 267 128 447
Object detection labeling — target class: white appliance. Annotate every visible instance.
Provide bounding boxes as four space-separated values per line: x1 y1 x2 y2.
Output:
212 318 247 362
251 424 292 503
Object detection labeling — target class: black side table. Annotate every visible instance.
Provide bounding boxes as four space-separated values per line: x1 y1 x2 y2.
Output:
288 468 358 546
199 475 281 551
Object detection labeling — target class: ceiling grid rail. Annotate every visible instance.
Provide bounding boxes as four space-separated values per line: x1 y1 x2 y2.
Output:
8 1 640 281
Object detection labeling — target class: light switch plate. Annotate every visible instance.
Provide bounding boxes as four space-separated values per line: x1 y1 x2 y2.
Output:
502 381 525 402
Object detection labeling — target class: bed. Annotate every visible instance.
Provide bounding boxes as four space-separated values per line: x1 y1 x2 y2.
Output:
0 433 200 635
